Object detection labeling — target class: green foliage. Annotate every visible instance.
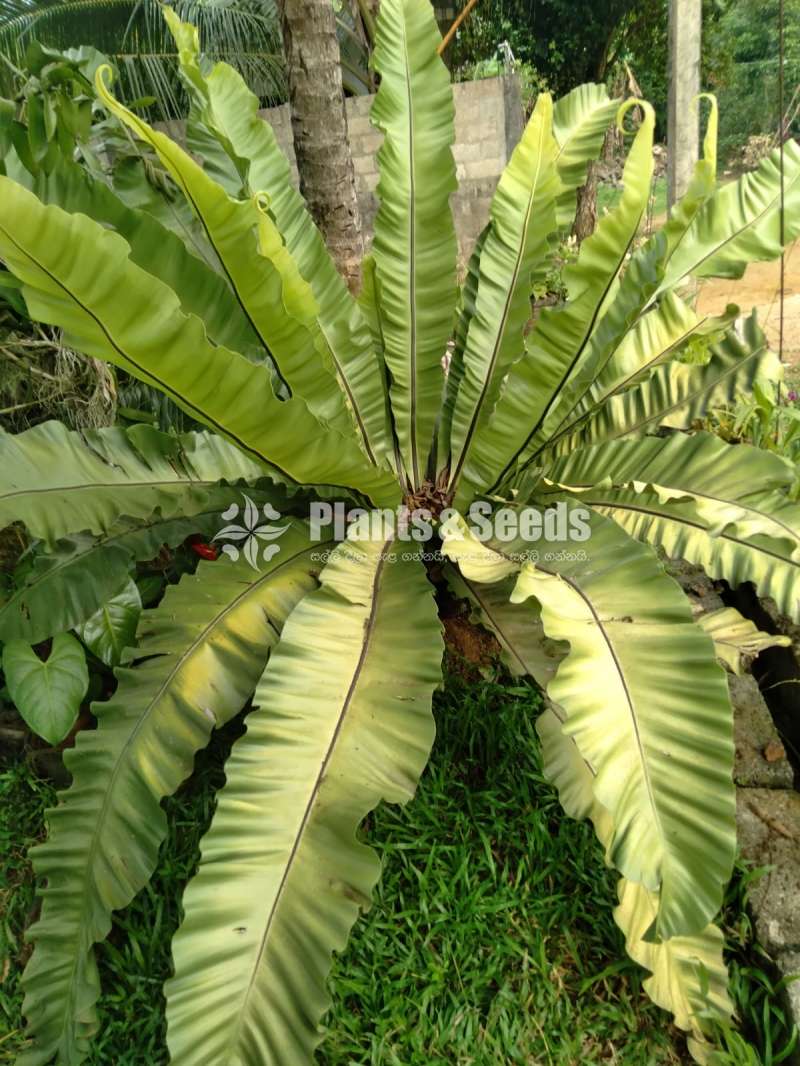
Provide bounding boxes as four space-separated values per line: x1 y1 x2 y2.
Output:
0 42 100 171
0 0 373 122
624 0 799 156
2 632 88 743
702 381 800 498
0 2 799 1063
0 0 286 120
714 0 800 160
75 577 141 667
447 0 646 91
0 42 210 435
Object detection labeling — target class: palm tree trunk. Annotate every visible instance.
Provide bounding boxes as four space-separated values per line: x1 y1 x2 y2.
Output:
278 0 364 291
572 46 617 243
572 165 599 242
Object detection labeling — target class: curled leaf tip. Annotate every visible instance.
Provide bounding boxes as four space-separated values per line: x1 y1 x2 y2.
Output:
94 64 116 104
693 91 717 111
615 97 654 135
693 93 719 170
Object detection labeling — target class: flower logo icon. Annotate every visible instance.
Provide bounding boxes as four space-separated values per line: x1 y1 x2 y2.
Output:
213 495 290 570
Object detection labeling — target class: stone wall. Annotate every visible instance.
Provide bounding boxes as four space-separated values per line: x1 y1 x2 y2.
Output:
669 560 800 1059
433 3 457 38
256 74 523 267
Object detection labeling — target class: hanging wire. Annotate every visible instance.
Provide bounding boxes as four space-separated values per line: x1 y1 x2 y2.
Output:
778 0 785 369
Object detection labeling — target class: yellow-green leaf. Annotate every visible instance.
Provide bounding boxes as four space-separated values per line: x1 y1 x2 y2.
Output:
371 0 458 488
166 517 443 1064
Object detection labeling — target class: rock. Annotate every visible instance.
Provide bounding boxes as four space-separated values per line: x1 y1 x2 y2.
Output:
665 558 725 613
775 952 800 1066
748 594 800 766
776 952 800 1014
760 596 800 648
736 789 800 956
765 740 788 763
731 674 794 789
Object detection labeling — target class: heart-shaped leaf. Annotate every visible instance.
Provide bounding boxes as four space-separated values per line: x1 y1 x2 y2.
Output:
77 578 142 666
2 633 88 744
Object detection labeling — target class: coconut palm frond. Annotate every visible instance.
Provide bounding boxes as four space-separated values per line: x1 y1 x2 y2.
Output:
0 0 286 115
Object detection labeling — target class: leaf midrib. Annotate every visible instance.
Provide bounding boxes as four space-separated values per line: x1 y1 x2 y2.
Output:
1 477 221 501
603 345 767 440
402 17 420 487
587 494 798 567
231 534 395 1051
449 118 548 490
50 539 331 1049
0 218 299 486
488 202 646 493
543 314 710 453
535 561 667 869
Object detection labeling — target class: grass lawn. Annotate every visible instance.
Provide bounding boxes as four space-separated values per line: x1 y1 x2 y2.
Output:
0 675 797 1064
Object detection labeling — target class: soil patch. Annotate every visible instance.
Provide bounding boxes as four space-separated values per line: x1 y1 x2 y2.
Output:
697 236 800 370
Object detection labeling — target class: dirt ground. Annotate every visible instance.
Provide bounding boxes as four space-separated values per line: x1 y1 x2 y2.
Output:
697 236 800 372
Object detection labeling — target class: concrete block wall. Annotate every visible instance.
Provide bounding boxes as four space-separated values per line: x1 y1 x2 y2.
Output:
256 74 524 268
433 4 457 39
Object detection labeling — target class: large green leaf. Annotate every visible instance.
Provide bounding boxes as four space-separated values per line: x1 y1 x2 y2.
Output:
514 569 732 937
550 314 780 457
698 606 791 674
166 517 443 1064
19 527 325 1066
454 101 655 508
552 82 619 228
164 11 393 467
546 426 794 494
75 577 141 666
441 507 735 937
537 369 800 627
580 483 800 621
614 880 732 1065
438 227 489 461
4 153 262 361
94 67 359 439
371 0 458 488
1 532 135 646
535 703 611 843
162 10 251 198
506 99 722 479
543 294 736 455
660 139 800 288
0 502 282 645
445 93 561 487
447 506 734 940
107 153 217 268
2 633 88 745
537 705 733 1064
0 423 271 544
0 176 398 504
